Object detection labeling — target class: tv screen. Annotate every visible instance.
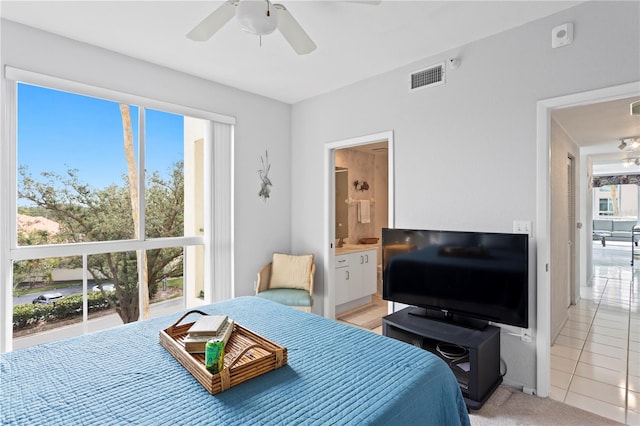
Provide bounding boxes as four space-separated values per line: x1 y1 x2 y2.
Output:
382 228 529 329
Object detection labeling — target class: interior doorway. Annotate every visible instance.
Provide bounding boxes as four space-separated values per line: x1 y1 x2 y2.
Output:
537 81 640 398
323 131 395 320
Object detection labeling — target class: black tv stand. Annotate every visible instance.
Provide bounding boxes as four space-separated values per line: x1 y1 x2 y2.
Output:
383 307 502 409
407 307 489 330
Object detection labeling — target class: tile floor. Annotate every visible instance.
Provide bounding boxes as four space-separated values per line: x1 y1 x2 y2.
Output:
550 241 639 425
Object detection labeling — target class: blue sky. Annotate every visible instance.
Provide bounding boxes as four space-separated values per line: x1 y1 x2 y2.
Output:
17 83 183 192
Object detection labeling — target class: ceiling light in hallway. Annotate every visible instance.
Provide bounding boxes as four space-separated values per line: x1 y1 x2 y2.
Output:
617 136 640 151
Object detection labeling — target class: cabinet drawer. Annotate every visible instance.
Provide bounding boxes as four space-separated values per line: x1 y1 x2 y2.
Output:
335 254 349 268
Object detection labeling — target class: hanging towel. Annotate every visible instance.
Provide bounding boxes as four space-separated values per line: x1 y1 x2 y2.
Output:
358 200 371 224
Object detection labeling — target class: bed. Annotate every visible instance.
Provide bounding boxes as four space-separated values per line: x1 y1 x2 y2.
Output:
1 296 470 425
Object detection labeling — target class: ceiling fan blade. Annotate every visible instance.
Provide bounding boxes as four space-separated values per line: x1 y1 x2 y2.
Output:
187 1 238 42
273 4 317 55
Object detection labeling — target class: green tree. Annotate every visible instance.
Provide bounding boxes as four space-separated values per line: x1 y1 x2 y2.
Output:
18 163 185 324
14 229 58 289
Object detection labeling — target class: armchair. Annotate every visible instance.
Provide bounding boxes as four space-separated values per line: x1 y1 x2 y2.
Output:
255 253 315 312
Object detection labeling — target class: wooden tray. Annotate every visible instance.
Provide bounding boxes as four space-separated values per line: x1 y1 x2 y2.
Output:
159 310 287 395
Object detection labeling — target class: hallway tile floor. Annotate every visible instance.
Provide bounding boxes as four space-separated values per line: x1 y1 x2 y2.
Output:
550 241 639 425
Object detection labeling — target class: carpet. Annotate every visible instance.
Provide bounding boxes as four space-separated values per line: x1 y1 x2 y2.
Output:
469 385 623 425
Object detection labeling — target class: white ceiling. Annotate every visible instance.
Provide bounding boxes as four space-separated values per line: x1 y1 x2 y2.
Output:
552 96 640 173
552 97 640 148
0 0 584 104
4 1 636 171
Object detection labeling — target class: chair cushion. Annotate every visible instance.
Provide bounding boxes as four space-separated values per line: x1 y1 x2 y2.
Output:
255 288 312 307
270 253 313 290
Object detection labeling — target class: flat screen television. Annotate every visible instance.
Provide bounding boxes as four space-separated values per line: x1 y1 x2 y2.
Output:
382 228 529 329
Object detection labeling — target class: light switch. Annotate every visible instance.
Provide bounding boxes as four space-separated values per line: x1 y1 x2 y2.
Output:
513 220 532 237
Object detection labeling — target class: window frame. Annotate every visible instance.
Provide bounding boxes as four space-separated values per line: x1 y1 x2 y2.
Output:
1 67 235 353
598 197 614 216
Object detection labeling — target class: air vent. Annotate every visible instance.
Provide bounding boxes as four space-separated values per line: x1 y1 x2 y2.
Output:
410 63 445 91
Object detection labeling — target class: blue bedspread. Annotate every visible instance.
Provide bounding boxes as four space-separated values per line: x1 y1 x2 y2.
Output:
1 296 470 425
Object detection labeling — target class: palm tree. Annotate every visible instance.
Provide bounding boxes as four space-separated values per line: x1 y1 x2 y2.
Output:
119 104 150 319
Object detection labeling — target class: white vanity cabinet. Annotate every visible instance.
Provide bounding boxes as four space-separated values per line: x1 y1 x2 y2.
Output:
360 250 377 296
335 248 377 305
335 254 351 305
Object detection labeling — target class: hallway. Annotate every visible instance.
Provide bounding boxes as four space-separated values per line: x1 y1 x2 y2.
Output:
550 241 639 425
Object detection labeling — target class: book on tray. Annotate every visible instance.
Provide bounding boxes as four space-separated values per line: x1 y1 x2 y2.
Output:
184 315 234 353
187 314 228 336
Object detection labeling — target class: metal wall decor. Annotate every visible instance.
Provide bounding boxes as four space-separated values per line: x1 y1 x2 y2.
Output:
259 150 272 200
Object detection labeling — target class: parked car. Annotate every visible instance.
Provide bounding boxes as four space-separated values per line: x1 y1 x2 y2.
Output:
91 283 115 292
32 293 64 305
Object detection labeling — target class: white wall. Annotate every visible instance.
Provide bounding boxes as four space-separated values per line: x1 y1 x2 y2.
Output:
290 1 640 389
335 148 377 244
0 20 292 298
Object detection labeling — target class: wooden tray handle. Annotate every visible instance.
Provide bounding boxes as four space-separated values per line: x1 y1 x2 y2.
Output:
227 344 264 369
227 342 285 369
167 309 209 332
219 343 283 391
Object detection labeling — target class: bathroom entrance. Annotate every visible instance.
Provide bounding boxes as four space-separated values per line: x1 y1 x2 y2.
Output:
323 131 394 321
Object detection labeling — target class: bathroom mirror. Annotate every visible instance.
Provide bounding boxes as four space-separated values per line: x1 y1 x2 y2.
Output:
335 167 348 241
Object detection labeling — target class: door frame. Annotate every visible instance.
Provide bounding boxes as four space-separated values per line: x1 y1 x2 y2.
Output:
567 154 577 308
323 130 395 320
536 81 639 397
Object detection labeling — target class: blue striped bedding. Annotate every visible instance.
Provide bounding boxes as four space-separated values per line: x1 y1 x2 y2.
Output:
1 296 470 425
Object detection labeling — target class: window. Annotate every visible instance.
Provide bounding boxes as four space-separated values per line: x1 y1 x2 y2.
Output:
592 184 638 219
17 85 142 245
599 198 614 216
4 77 233 352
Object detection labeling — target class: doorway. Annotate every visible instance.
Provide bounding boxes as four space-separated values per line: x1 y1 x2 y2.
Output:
537 81 640 398
323 131 395 320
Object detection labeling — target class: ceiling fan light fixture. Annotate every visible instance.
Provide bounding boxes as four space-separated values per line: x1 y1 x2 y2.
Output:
236 1 278 36
186 0 317 55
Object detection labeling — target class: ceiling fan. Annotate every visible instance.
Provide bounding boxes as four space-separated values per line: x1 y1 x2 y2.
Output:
187 0 317 55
